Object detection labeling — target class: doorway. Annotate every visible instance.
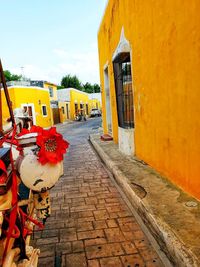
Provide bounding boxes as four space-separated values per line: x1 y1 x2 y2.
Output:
66 104 69 119
104 67 112 134
21 103 35 127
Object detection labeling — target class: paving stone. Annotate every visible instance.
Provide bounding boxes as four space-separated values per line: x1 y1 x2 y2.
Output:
139 247 160 261
84 238 107 247
76 221 93 231
93 220 107 229
41 229 59 238
77 229 104 240
85 243 124 259
72 240 84 252
36 237 58 245
100 256 123 267
70 204 96 212
104 227 126 242
60 228 77 242
65 253 87 267
38 257 55 267
120 254 145 267
93 210 110 220
122 241 138 254
107 219 118 228
56 242 72 254
88 259 100 267
39 244 55 257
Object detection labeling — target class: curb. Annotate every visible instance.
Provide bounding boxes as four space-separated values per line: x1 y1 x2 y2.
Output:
89 135 199 267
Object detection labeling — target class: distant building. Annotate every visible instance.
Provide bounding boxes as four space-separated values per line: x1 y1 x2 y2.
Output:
57 88 101 121
2 85 52 130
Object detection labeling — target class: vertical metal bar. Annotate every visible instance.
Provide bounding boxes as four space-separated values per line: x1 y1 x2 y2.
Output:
0 69 2 134
0 59 15 128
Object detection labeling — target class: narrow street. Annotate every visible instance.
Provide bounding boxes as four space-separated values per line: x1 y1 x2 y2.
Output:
33 118 164 267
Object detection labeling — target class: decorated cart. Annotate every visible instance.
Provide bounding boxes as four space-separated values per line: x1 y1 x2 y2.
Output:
0 60 69 266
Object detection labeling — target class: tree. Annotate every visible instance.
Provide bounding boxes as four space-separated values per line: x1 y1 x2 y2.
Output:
57 85 65 90
61 74 82 90
60 74 101 93
93 83 100 93
4 70 22 82
83 82 94 93
83 82 101 93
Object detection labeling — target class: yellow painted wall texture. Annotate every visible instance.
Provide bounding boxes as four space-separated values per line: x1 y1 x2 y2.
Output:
98 0 200 199
58 101 69 123
69 89 100 119
43 82 58 101
2 86 52 128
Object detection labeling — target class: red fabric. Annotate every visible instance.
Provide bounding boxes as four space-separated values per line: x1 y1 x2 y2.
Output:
19 208 44 237
0 159 7 174
17 125 43 137
3 125 18 263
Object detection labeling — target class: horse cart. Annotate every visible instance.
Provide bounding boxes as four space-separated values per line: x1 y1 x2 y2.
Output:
0 60 68 266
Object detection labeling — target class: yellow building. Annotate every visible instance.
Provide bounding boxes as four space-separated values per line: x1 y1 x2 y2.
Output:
57 88 101 121
30 80 59 124
98 0 200 200
2 85 52 130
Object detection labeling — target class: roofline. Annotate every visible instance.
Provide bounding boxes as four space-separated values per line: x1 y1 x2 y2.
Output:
7 86 49 92
31 80 58 87
97 0 109 35
58 88 89 96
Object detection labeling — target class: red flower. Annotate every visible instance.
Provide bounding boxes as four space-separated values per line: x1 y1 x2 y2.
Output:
36 127 69 165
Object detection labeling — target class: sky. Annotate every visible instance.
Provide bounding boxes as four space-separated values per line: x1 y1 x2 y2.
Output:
1 0 107 85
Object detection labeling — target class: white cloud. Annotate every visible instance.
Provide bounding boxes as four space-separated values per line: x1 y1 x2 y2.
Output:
9 45 100 86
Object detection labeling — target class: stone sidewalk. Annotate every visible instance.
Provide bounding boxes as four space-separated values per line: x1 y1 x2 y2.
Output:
32 139 164 266
89 133 200 267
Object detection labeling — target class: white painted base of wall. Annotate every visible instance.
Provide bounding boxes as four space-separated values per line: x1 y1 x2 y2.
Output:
118 127 134 156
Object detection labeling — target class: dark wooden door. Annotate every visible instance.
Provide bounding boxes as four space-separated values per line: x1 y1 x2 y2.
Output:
52 108 60 124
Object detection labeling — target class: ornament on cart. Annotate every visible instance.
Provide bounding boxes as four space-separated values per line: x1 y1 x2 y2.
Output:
16 126 69 192
33 191 51 223
0 212 3 237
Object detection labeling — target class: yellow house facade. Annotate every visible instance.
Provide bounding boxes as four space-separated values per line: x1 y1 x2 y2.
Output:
30 80 58 125
57 88 101 121
98 0 200 200
2 86 52 130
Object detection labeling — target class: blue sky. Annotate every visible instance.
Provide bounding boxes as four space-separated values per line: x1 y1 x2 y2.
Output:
1 0 107 85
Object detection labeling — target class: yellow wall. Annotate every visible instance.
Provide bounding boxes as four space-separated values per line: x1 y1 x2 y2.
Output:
89 99 101 112
58 101 70 123
43 82 58 101
2 86 52 128
98 0 200 199
1 87 15 130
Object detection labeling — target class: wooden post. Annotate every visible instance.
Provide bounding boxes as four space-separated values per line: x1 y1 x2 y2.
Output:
0 59 15 134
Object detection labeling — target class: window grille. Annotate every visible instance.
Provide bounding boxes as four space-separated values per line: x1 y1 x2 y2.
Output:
113 53 134 129
49 87 54 97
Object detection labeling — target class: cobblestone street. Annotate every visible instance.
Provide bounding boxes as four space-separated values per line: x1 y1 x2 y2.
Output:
33 119 164 267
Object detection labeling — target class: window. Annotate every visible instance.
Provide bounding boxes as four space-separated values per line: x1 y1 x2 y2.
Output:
49 86 54 97
75 103 78 114
61 107 65 114
113 53 134 128
42 105 47 116
86 104 89 115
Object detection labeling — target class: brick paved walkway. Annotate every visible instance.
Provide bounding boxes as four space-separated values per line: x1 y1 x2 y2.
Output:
33 125 164 267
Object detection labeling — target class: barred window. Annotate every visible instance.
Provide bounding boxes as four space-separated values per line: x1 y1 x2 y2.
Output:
113 53 134 128
49 86 54 97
